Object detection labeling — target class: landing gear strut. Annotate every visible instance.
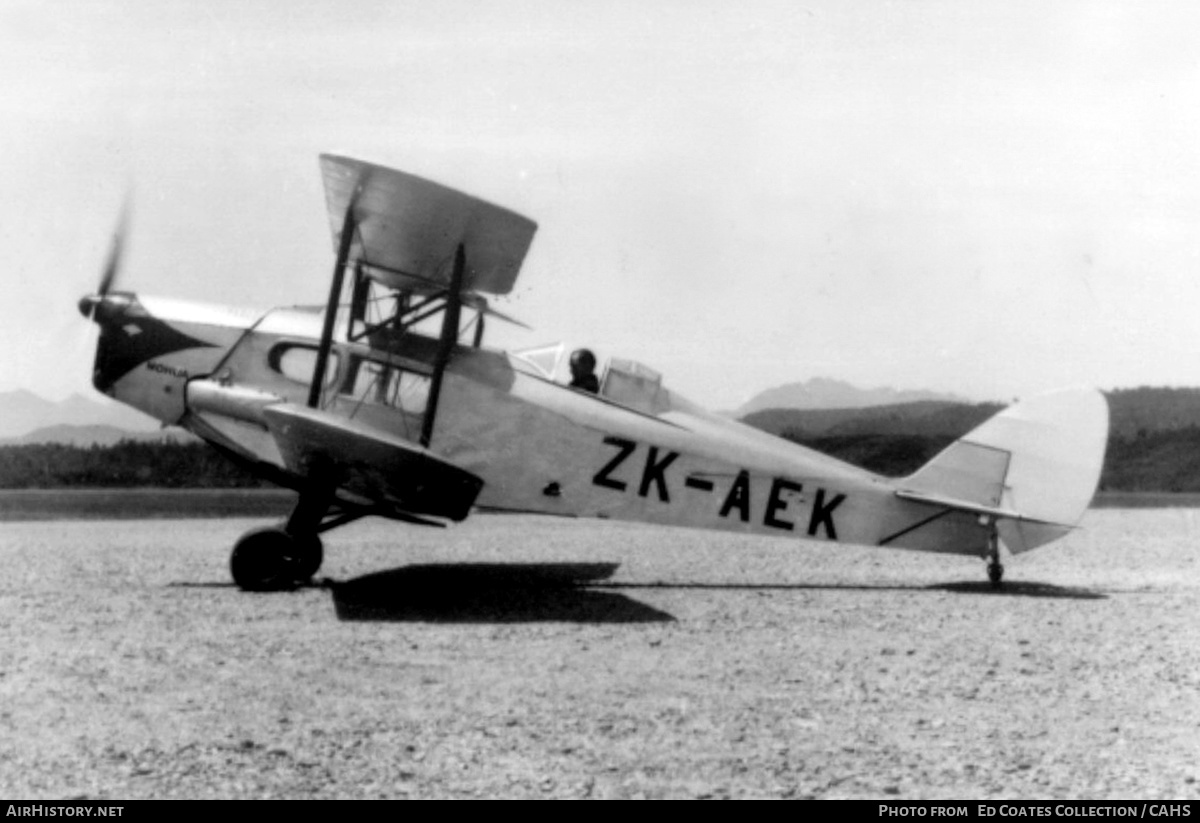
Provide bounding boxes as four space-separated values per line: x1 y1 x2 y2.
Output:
985 527 1004 588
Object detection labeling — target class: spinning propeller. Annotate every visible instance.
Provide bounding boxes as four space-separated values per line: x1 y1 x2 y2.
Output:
79 198 131 320
72 198 135 394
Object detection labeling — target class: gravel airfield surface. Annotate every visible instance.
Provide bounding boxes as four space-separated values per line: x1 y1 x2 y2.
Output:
2 508 1199 800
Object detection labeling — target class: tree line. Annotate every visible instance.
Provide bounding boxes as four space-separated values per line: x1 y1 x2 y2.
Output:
4 427 1200 492
0 441 268 488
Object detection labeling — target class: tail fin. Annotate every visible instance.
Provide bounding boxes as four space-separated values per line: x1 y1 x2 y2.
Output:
899 388 1109 554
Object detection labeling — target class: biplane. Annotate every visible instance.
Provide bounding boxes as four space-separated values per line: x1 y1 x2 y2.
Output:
78 154 1109 591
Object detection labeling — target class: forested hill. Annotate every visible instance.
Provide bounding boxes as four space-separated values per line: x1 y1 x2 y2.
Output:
742 387 1200 492
2 387 1200 491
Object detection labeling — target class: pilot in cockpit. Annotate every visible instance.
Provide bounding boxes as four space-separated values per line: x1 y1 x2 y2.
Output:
568 348 600 394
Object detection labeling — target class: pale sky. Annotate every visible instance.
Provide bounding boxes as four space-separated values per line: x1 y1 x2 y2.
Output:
3 0 1199 409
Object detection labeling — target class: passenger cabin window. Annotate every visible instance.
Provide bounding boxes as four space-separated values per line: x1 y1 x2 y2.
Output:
270 345 340 388
343 356 431 415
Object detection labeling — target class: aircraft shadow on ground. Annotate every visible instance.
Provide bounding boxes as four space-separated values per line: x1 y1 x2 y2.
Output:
592 579 1107 601
327 562 676 623
169 574 1105 604
928 580 1106 600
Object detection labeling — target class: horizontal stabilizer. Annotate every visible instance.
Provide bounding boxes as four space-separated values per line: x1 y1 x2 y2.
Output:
262 403 484 521
895 489 1030 523
898 387 1109 553
320 154 537 296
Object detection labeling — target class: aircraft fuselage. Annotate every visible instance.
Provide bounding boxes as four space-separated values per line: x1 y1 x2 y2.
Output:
85 292 994 558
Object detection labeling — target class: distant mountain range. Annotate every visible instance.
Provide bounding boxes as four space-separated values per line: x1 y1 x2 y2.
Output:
741 399 1001 440
733 377 970 417
0 389 169 445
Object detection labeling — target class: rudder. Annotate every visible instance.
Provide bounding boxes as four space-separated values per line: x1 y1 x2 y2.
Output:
901 388 1109 554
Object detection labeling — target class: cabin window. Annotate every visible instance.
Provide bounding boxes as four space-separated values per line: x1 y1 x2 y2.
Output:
270 345 340 388
392 370 431 414
343 357 431 415
599 357 667 414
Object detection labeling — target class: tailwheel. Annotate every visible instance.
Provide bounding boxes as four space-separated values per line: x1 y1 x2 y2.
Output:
987 559 1004 587
984 525 1004 589
230 527 299 592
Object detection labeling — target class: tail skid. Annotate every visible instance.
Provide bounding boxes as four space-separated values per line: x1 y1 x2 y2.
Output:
898 388 1109 554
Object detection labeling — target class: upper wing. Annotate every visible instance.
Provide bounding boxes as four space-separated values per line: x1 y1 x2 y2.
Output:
319 154 538 296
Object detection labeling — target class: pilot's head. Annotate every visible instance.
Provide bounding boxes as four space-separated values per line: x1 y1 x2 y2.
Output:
569 348 596 378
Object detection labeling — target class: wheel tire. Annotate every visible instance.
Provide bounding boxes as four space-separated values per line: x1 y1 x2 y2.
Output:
285 532 323 582
230 527 297 592
987 560 1004 588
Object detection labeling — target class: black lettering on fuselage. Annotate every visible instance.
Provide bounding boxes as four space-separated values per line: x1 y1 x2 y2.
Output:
593 437 848 539
718 470 752 522
638 447 679 502
593 436 637 491
807 488 846 539
146 360 189 379
764 478 804 531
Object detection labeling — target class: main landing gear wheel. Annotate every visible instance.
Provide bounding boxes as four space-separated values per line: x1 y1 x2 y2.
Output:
229 527 323 591
286 532 324 582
